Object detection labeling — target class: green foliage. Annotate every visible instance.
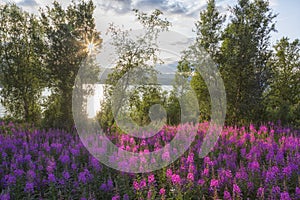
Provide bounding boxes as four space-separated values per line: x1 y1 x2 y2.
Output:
0 4 46 125
0 0 299 129
40 0 101 130
195 0 225 61
129 86 168 126
98 9 170 130
265 37 300 127
166 90 181 125
219 0 277 125
179 0 224 123
167 60 200 124
190 71 211 121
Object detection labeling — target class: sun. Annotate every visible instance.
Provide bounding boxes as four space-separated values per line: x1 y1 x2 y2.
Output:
87 42 95 54
84 35 101 55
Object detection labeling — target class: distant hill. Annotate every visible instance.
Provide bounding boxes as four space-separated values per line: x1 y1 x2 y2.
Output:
98 62 179 85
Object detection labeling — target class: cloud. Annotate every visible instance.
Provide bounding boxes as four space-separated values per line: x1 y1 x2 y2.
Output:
96 0 234 20
132 0 191 14
96 0 209 16
97 0 132 14
17 0 38 7
269 0 279 7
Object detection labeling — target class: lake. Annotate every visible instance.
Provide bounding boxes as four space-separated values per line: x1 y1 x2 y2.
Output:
0 83 174 119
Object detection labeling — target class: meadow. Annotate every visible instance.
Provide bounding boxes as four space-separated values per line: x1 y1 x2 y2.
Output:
0 121 299 199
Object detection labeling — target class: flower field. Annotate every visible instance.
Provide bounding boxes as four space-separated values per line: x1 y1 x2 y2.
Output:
0 122 299 200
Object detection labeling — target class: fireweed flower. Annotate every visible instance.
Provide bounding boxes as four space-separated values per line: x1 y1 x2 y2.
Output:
71 163 77 170
266 150 275 161
147 190 152 199
259 125 268 134
25 182 34 193
166 169 172 178
38 165 43 171
240 148 247 157
48 173 56 183
247 182 254 191
26 170 36 180
140 179 147 188
249 124 256 132
187 173 194 182
4 174 16 186
204 156 210 164
59 154 70 164
78 172 87 184
210 179 219 188
265 170 276 184
187 153 194 163
1 152 7 158
112 195 120 200
62 171 70 180
151 157 156 164
14 169 24 177
248 160 260 172
129 138 135 145
24 154 32 162
233 184 241 196
46 159 56 173
202 168 209 177
58 179 65 185
70 148 79 156
275 151 285 164
280 192 292 200
148 174 155 184
188 164 196 173
141 140 147 146
123 194 129 200
100 183 108 191
257 187 265 198
295 187 300 199
272 186 281 197
0 193 10 200
219 169 233 183
143 149 150 153
180 164 186 171
171 174 181 185
224 190 232 200
162 151 170 162
282 166 292 177
107 179 114 190
159 188 166 196
133 180 140 191
197 179 205 186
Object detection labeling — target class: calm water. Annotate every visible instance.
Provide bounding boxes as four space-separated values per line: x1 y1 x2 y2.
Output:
0 84 174 119
0 103 5 117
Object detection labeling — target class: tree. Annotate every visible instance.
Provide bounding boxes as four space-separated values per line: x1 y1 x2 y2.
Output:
0 4 46 124
40 0 101 129
195 0 225 61
97 9 170 131
129 86 168 126
220 0 277 124
184 0 225 122
265 37 300 126
166 60 190 125
166 59 194 124
166 90 181 125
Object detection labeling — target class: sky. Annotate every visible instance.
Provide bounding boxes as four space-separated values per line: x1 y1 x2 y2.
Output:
1 0 299 44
